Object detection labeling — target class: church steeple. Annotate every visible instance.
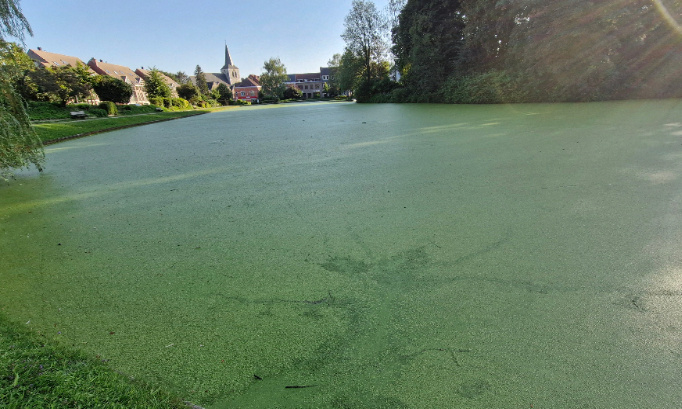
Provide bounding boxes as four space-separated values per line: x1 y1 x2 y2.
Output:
221 44 234 70
220 44 240 86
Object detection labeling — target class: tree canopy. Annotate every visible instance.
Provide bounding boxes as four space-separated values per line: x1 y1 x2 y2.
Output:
194 65 209 95
363 0 682 103
0 0 43 180
144 68 171 99
260 57 288 100
92 75 133 104
341 0 389 99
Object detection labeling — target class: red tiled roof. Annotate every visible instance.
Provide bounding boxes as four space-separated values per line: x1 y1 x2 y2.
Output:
27 49 94 73
88 59 142 85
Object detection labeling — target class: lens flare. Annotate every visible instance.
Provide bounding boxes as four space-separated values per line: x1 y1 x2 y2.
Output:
653 0 682 35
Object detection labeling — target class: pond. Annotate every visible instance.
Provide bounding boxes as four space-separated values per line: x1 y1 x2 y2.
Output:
2 100 682 408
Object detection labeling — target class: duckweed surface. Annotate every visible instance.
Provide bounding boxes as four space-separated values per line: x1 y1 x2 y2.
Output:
3 101 682 408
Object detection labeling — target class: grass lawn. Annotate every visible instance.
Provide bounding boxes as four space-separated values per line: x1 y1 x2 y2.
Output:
33 111 210 144
0 314 187 408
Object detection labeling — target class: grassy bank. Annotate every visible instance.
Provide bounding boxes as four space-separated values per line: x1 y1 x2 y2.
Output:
33 111 209 144
0 313 187 408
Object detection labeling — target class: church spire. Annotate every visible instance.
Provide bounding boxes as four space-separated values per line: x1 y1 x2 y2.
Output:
221 44 235 69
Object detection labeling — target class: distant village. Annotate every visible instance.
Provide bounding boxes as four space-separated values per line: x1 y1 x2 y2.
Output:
26 45 337 105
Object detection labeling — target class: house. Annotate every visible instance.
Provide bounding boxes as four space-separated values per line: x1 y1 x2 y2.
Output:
234 75 261 102
135 68 179 98
87 58 149 105
190 45 241 91
285 67 339 99
285 72 323 99
26 47 100 104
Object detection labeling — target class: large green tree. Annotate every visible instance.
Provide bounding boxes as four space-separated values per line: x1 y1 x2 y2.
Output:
92 75 133 104
341 0 388 95
143 68 171 99
392 0 465 98
22 64 92 106
194 65 209 95
0 0 43 180
260 57 288 100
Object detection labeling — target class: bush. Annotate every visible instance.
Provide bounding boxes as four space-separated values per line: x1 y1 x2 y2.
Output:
283 87 302 100
89 108 108 117
26 101 70 120
440 70 528 104
118 104 159 115
68 103 91 111
231 99 251 106
98 101 117 116
171 97 191 110
149 96 164 107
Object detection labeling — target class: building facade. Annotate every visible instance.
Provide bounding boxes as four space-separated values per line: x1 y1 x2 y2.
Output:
234 75 261 102
87 59 149 105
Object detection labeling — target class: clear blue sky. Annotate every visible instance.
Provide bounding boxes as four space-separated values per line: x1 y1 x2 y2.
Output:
18 0 391 78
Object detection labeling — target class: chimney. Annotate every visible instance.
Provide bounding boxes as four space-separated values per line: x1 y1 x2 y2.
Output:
37 46 42 50
100 59 103 62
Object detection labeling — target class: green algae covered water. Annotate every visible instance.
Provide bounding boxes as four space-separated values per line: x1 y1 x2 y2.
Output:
3 101 682 407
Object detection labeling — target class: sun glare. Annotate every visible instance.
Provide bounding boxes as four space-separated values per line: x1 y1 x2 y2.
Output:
653 0 682 35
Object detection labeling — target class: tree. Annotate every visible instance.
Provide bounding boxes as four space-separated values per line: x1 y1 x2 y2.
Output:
215 83 232 105
0 39 32 78
92 75 133 104
337 48 364 96
176 83 200 103
260 57 288 100
144 68 171 99
341 0 389 93
174 71 189 84
194 65 209 95
392 0 465 98
283 86 302 100
22 64 92 106
0 0 43 180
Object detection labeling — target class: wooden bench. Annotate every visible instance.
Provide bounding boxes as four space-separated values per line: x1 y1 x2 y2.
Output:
70 111 87 119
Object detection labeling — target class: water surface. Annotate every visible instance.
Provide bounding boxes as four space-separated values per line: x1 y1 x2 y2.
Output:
2 101 682 407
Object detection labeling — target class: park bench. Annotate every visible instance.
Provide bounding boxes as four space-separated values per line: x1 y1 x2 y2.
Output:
70 111 87 119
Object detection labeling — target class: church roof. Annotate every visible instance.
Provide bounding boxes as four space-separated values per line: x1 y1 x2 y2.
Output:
221 45 238 70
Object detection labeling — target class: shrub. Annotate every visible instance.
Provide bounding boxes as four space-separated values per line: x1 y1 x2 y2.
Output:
68 103 91 111
26 101 70 120
89 108 108 117
98 101 117 116
149 96 164 107
283 87 302 100
440 70 528 104
118 104 159 115
171 98 191 110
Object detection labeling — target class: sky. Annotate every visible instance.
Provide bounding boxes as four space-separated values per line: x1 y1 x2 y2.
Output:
16 0 391 78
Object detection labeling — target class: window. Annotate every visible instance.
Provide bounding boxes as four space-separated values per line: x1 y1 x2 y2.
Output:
322 75 329 80
241 91 245 96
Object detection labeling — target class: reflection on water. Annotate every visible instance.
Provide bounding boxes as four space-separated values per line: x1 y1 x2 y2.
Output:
3 100 682 407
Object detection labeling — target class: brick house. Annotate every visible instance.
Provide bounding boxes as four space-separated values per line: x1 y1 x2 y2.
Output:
87 58 149 105
234 75 261 102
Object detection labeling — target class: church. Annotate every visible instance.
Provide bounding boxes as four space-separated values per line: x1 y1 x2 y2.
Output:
191 45 240 91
